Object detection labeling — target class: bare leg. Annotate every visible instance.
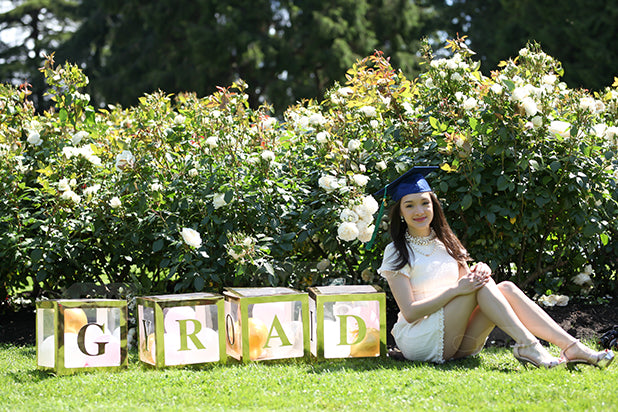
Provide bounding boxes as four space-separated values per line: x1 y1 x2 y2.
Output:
443 279 557 363
498 281 607 362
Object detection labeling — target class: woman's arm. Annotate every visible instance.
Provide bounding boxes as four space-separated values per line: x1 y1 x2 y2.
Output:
386 264 489 324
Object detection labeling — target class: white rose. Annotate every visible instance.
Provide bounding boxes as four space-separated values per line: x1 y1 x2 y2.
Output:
462 97 477 111
58 178 71 192
180 228 202 248
454 92 464 101
84 184 101 196
115 150 135 171
512 86 529 101
174 114 186 125
340 208 359 223
150 183 163 191
206 136 218 148
61 190 80 204
424 77 434 88
188 168 198 177
337 222 359 242
260 116 277 129
71 130 89 145
337 87 353 97
583 264 594 275
353 195 379 220
356 222 375 243
490 83 503 95
27 131 43 146
359 106 377 118
579 97 596 113
261 150 275 162
572 272 592 286
521 97 538 117
317 258 331 272
451 72 463 82
316 131 329 144
308 112 327 127
318 175 341 193
213 193 227 209
352 174 369 187
555 295 569 307
347 139 362 152
531 116 543 128
592 124 607 137
375 160 387 171
542 74 557 85
538 295 556 307
109 197 122 208
548 121 571 138
370 119 379 129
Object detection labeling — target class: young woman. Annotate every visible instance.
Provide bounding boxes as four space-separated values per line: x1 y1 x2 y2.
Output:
376 167 614 368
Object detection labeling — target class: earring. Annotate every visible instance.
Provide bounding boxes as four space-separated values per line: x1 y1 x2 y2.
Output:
400 216 405 222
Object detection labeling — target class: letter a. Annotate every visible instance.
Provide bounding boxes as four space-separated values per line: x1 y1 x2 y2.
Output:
263 315 292 348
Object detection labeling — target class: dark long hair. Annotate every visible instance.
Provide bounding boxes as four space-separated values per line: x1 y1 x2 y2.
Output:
388 192 470 270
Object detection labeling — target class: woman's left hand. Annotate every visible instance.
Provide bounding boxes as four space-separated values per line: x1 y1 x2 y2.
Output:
470 262 492 282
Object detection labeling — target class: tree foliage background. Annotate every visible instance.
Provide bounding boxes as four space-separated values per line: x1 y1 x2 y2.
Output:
3 0 616 114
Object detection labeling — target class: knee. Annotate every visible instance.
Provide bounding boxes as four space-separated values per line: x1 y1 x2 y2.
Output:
497 280 519 296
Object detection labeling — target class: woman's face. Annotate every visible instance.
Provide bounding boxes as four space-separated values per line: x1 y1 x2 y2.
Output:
400 192 434 237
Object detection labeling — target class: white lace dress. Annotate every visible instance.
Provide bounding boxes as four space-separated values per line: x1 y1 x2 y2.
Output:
378 239 460 363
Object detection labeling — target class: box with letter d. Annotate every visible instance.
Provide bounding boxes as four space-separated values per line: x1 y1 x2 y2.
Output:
308 285 386 358
36 299 128 374
136 293 226 367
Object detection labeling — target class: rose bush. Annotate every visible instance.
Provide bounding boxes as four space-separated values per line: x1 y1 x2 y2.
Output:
1 41 616 308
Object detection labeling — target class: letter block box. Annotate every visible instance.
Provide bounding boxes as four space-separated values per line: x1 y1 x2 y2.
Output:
36 299 128 374
308 285 386 358
136 293 226 367
223 287 309 362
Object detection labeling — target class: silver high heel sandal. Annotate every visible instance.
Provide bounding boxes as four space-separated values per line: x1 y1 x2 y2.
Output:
560 339 615 370
512 340 566 369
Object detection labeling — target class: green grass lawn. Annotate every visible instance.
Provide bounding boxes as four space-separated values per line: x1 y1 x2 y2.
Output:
1 344 616 411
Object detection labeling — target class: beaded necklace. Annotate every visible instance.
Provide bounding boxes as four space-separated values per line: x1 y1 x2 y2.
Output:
405 229 438 257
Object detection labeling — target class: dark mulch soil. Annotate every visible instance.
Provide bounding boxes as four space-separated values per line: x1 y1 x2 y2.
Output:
1 301 616 348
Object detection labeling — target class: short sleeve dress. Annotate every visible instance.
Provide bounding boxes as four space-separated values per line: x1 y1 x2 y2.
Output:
378 239 460 363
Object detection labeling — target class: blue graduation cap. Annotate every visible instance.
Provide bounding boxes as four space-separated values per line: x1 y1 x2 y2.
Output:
372 166 438 202
365 166 439 250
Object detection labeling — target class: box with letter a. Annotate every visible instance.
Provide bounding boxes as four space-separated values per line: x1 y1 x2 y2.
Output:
223 287 309 362
136 293 226 367
308 285 386 358
36 299 128 374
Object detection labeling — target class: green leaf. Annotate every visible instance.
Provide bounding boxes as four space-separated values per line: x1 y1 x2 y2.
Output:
31 249 43 263
152 239 164 252
59 108 68 122
497 175 508 191
461 194 473 210
194 276 204 291
439 181 449 193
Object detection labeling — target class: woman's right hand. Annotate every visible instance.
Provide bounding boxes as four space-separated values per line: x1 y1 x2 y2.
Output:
457 272 489 295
